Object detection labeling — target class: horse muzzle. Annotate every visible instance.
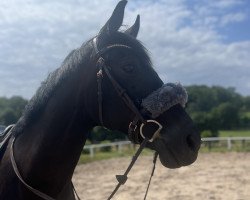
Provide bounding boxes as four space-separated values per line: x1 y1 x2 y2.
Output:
140 83 201 168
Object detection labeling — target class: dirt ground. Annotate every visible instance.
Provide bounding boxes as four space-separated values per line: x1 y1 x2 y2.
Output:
72 152 250 200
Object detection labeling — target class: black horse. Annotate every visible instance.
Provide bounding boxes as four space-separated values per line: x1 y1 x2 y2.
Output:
0 1 200 199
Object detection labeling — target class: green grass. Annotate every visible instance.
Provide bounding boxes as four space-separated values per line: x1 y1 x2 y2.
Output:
219 130 250 137
78 147 154 164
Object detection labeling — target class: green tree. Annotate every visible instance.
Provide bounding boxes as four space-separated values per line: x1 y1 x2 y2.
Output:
242 96 250 111
0 96 28 125
89 126 127 143
8 96 28 117
211 103 239 129
186 85 243 132
0 108 17 125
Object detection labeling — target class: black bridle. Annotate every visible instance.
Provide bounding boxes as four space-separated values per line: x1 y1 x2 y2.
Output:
93 37 162 144
92 37 162 199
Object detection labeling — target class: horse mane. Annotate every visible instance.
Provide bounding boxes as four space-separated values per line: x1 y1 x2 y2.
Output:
12 40 92 136
12 32 151 136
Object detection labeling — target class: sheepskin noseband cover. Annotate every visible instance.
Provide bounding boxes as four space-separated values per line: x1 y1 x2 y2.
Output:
141 83 188 118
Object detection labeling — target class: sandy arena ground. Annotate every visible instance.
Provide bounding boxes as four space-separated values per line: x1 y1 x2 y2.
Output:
73 153 250 200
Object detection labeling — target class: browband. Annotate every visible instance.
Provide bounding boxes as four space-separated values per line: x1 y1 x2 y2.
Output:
92 37 131 57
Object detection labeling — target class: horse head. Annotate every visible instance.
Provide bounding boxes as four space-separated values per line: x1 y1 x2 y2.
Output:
85 0 200 168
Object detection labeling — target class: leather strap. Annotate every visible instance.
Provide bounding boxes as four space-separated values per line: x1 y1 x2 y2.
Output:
143 152 158 200
10 137 57 200
97 59 104 126
107 138 149 200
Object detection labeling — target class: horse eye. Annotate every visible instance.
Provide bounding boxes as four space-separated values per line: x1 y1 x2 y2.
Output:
122 65 134 73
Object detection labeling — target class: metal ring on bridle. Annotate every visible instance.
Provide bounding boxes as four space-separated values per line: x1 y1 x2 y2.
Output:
140 120 163 142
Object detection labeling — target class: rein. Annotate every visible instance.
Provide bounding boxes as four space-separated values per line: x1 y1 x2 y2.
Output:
9 128 159 200
10 133 81 200
107 140 159 200
10 137 57 200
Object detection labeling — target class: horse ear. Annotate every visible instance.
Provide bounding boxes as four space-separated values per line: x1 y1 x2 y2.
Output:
99 0 127 36
124 15 140 38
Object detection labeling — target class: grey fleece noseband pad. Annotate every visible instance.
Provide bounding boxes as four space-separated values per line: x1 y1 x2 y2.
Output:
141 83 188 118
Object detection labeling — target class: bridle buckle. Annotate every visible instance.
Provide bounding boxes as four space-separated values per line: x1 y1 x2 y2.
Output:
140 120 163 142
129 122 137 132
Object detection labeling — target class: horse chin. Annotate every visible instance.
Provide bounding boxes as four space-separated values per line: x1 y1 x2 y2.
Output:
156 143 183 169
147 138 199 169
157 149 198 169
158 154 181 169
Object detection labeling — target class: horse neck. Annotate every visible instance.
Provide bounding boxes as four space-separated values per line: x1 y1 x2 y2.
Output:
14 56 96 196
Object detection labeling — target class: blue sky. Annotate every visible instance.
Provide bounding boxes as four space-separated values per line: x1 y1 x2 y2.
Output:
0 0 250 99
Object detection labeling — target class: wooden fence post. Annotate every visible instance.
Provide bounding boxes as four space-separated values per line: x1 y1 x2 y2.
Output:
118 143 122 153
90 147 94 158
227 138 232 150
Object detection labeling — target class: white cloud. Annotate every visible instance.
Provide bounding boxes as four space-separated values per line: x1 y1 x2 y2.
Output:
0 0 249 98
131 0 250 96
210 0 245 9
220 12 246 26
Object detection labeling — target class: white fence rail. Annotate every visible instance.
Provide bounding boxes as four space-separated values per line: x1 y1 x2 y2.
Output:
202 137 250 151
83 137 250 157
84 141 132 158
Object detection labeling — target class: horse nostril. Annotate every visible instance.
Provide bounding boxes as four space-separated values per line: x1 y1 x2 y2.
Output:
186 134 198 152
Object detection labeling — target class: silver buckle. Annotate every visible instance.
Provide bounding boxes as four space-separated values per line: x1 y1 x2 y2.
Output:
129 122 137 132
140 120 163 142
